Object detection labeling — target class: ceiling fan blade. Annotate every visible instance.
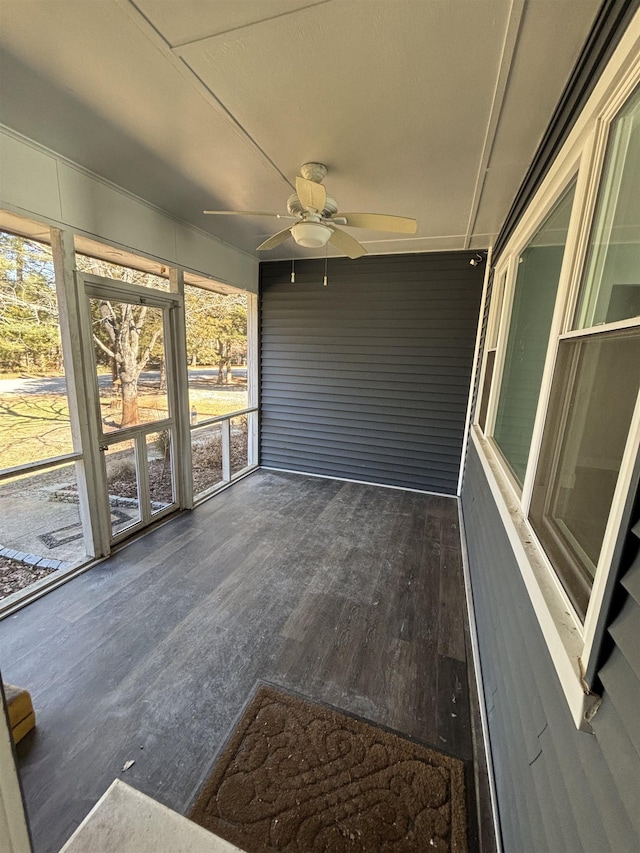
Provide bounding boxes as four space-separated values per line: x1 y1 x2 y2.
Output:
256 227 293 251
339 213 417 234
203 210 296 218
296 176 327 212
328 227 367 259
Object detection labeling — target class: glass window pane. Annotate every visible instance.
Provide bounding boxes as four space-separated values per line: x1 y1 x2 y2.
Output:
191 422 224 499
0 232 74 468
89 299 169 432
104 441 141 536
575 86 640 329
146 430 175 515
529 329 640 619
0 462 88 599
230 415 249 476
478 350 495 433
184 286 248 419
493 182 576 485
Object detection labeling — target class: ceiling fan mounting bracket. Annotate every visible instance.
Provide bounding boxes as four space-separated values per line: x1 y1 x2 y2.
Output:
300 162 328 183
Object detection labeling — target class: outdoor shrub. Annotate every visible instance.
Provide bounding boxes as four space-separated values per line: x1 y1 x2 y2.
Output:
106 458 137 484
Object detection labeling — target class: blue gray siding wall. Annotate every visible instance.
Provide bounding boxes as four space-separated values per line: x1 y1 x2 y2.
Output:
461 443 640 852
260 253 484 494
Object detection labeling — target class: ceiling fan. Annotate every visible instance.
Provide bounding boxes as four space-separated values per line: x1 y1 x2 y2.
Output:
203 163 417 259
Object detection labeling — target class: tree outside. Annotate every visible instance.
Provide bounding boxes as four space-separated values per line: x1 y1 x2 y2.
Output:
184 287 247 384
76 254 169 428
0 232 61 373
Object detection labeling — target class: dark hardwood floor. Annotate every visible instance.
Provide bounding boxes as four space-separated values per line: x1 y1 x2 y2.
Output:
0 470 492 852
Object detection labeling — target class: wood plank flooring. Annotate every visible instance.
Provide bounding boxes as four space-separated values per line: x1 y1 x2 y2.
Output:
0 470 490 852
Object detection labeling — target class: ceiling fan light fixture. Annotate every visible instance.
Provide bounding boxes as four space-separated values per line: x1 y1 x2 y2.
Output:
291 221 331 248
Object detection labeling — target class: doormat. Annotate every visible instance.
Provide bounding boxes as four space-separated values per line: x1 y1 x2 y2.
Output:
190 684 467 852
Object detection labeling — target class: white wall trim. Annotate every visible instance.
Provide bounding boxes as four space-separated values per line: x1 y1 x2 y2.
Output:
469 428 600 730
259 466 457 500
0 125 259 293
457 246 492 496
456 499 503 853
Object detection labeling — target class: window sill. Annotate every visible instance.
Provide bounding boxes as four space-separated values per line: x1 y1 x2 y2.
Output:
469 426 601 730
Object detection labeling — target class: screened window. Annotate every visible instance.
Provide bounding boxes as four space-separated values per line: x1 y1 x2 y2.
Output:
493 182 576 485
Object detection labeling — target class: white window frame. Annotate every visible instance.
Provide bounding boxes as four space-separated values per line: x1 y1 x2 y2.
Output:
471 18 640 728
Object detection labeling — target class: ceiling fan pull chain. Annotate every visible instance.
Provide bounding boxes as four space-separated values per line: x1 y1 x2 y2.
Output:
323 246 328 287
291 257 295 283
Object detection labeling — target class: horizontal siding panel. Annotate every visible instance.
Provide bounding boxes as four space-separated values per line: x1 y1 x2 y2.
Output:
260 444 462 478
260 377 471 398
260 364 474 381
261 354 475 371
262 407 466 432
260 335 475 348
260 253 483 493
260 417 464 444
620 549 640 606
264 419 462 450
607 596 640 681
588 698 640 845
598 653 640 755
261 433 461 468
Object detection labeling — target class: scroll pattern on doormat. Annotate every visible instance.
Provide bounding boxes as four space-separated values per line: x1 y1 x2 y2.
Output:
190 684 467 852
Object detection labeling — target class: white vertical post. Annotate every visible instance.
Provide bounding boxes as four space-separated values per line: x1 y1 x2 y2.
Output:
222 419 231 482
247 292 259 465
169 268 193 509
50 228 106 557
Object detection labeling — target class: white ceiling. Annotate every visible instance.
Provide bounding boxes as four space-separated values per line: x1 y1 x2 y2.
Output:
0 0 601 260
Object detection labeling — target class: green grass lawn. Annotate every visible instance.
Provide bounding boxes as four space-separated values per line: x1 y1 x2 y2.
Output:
0 383 248 471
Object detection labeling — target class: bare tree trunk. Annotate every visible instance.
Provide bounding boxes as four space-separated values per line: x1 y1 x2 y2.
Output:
120 375 140 427
159 357 166 392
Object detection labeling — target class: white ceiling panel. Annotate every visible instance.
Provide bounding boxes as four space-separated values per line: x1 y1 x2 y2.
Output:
0 0 603 259
134 0 323 48
176 0 511 241
473 0 601 237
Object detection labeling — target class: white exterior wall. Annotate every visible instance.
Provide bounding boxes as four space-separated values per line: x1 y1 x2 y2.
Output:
0 127 259 293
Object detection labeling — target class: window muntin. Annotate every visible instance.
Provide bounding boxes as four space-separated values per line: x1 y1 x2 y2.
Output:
529 328 640 620
575 85 640 330
493 182 576 485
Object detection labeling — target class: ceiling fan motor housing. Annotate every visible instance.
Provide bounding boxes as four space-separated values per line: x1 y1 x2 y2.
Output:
287 193 338 218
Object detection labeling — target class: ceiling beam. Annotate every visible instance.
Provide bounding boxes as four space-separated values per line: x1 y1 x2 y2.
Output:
116 0 295 193
463 0 526 249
